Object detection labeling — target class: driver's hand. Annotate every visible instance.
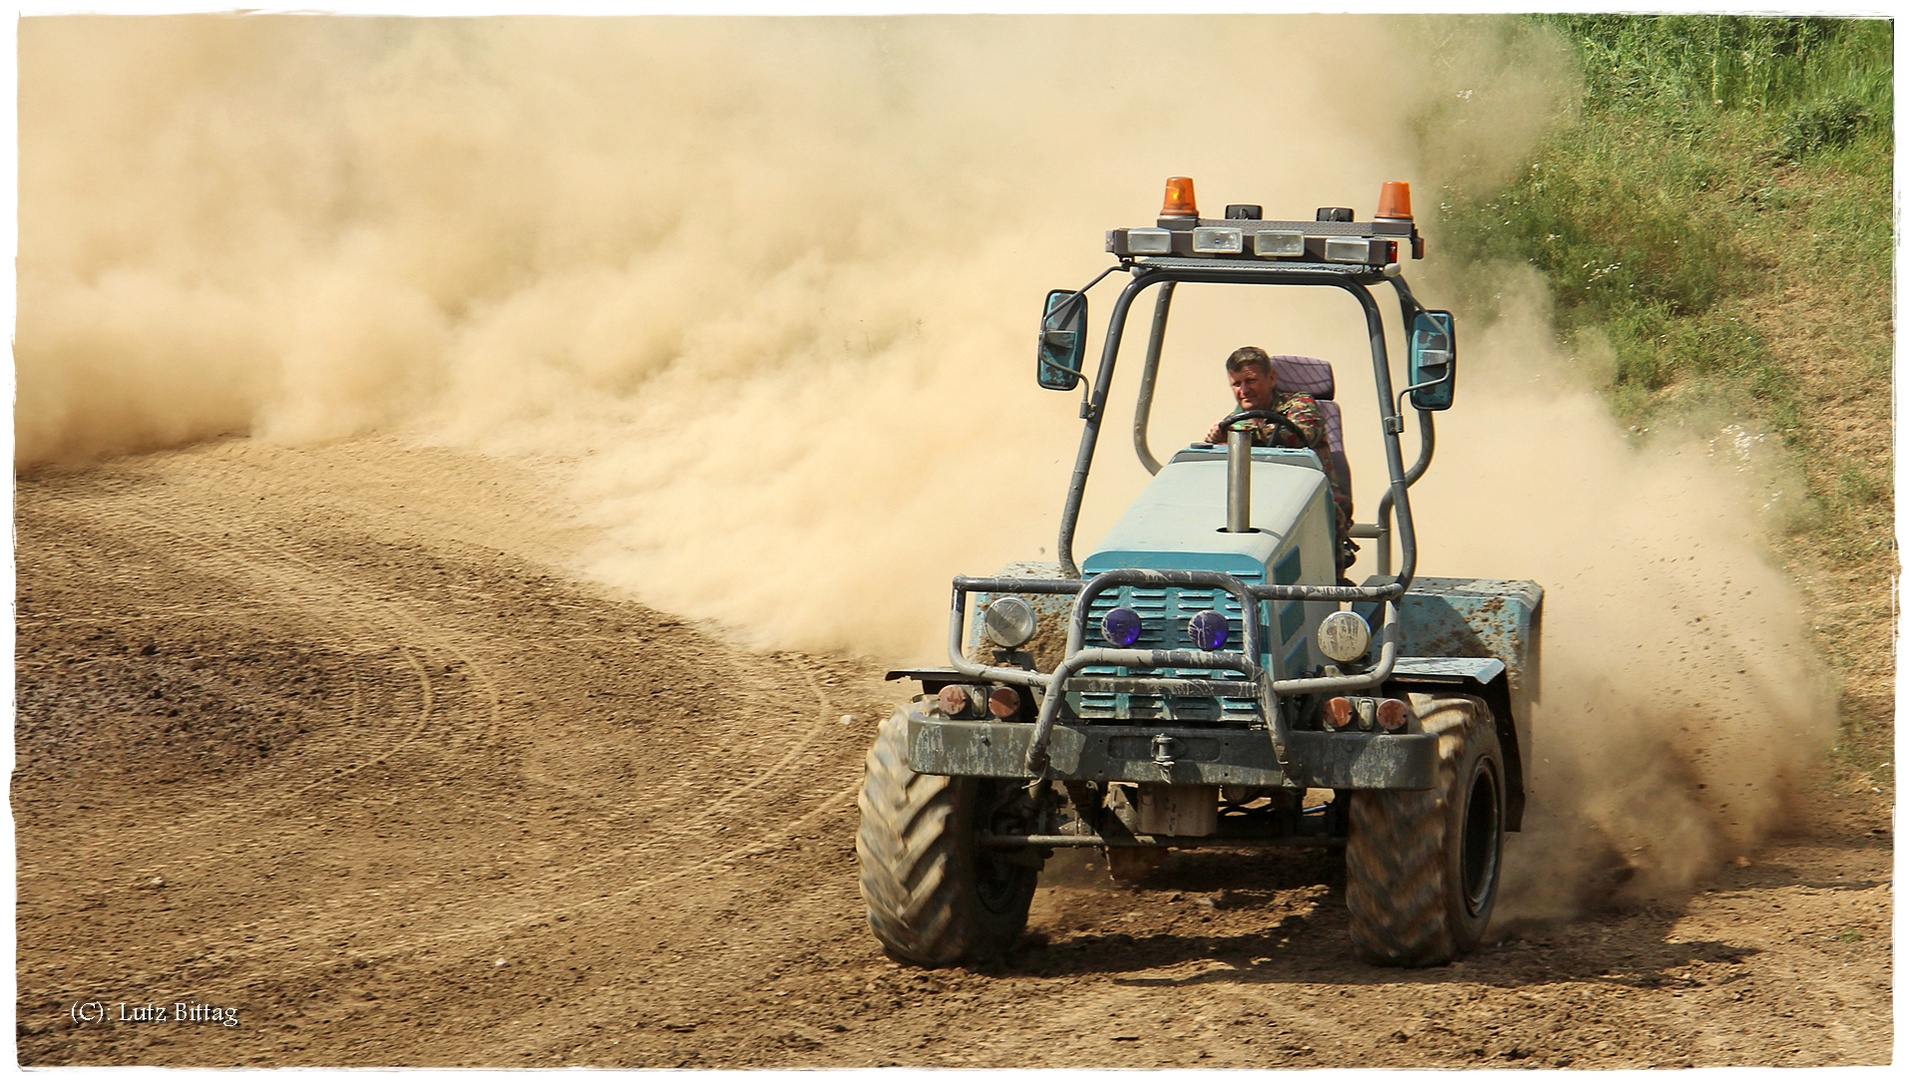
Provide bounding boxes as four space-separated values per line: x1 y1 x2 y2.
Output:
1203 422 1225 443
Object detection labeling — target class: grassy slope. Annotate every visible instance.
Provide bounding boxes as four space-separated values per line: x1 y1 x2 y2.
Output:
1431 16 1895 794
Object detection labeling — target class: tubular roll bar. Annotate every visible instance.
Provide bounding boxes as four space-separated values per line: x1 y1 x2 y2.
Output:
1364 277 1441 575
1351 408 1435 576
944 568 1404 776
1130 281 1176 475
965 259 1440 776
1059 260 1435 585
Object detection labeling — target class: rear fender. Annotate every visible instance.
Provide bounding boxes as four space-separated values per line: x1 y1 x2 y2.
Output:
1390 577 1543 705
1383 659 1524 831
1360 576 1541 830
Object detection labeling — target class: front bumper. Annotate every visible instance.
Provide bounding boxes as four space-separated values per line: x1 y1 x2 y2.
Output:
908 715 1438 790
948 567 1409 776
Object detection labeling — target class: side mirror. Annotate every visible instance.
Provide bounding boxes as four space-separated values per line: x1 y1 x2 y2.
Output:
1036 289 1087 391
1408 310 1456 411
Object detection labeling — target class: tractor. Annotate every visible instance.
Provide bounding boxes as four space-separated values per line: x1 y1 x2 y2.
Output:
856 177 1542 968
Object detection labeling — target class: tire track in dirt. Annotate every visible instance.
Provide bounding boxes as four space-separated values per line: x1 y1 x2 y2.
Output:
14 493 473 1000
41 495 454 807
162 779 868 994
17 484 512 922
16 456 872 1003
63 471 832 837
142 658 857 981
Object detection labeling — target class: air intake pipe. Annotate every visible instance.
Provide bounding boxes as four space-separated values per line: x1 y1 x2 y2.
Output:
1226 426 1252 532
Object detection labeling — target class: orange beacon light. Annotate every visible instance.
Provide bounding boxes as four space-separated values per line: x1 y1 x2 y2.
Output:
1376 180 1413 220
1160 176 1199 219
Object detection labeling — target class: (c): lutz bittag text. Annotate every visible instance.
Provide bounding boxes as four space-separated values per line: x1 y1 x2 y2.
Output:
71 1001 240 1027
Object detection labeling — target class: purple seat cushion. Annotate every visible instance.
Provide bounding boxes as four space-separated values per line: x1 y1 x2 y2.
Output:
1315 399 1346 461
1266 355 1352 515
1267 354 1335 400
1267 355 1341 458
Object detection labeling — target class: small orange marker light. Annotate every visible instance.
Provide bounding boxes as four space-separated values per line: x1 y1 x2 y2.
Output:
987 686 1021 719
1376 697 1409 731
938 684 972 717
1324 696 1353 730
1161 176 1199 219
1377 181 1413 220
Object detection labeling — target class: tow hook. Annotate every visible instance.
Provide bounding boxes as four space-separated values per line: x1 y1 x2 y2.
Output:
1151 734 1177 770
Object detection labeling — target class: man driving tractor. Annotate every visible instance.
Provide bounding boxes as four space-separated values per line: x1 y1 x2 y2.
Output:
1203 345 1356 574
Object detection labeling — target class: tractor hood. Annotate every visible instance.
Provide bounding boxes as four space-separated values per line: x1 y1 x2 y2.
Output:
1082 449 1329 580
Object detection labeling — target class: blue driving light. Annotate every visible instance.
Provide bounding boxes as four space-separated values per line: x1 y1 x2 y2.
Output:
1100 607 1143 648
1187 610 1230 651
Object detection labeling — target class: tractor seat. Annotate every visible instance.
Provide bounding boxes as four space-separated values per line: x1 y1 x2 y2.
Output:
1267 354 1351 513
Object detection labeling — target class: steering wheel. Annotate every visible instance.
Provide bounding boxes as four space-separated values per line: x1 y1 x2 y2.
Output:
1215 408 1309 449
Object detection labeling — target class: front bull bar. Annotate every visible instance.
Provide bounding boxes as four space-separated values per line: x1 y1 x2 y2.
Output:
943 568 1405 776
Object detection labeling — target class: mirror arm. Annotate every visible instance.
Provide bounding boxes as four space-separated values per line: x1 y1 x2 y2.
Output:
1073 263 1123 299
1371 410 1435 575
1387 274 1429 324
1043 358 1090 384
1394 408 1436 488
1050 264 1123 324
1394 372 1451 417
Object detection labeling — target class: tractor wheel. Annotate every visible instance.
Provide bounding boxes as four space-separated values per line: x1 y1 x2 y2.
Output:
856 703 1039 966
1345 695 1505 966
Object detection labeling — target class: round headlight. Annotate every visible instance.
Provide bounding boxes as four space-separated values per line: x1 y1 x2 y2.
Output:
1100 607 1143 648
1187 610 1230 651
1317 610 1372 664
981 596 1038 649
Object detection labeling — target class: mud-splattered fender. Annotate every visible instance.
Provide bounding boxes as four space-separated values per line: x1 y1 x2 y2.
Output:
1367 578 1544 831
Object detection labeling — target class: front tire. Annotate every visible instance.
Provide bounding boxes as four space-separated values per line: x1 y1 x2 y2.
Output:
1345 695 1505 966
856 703 1038 966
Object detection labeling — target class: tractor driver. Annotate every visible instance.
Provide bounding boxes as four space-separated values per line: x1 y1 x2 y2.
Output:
1203 346 1357 574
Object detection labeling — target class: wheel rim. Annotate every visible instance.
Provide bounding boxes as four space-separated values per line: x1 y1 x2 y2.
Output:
1459 763 1502 917
975 783 1031 914
974 850 1024 913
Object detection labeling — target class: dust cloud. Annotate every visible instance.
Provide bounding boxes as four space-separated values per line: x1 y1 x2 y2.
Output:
18 14 1438 653
17 15 1832 911
1410 269 1834 917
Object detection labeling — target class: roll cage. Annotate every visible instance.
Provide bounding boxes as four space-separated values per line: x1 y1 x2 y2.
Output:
1056 256 1441 593
937 254 1452 775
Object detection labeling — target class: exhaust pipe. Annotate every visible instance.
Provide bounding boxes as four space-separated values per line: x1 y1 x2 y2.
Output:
1226 425 1251 532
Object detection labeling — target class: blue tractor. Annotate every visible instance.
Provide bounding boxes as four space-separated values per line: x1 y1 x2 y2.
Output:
856 178 1543 968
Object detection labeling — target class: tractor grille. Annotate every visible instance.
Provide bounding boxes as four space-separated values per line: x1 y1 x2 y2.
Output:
1075 584 1262 723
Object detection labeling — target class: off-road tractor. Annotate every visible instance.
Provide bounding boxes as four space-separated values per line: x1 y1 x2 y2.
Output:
856 177 1543 968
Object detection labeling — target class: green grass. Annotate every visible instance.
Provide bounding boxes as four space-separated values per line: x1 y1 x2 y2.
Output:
1424 15 1895 790
1436 16 1890 425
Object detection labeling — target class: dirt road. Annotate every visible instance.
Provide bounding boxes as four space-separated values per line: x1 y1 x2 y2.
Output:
12 437 1892 1066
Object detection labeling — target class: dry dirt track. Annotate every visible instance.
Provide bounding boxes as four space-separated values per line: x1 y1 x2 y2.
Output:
12 436 1893 1067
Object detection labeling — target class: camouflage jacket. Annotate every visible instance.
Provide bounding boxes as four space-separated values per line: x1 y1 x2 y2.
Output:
1215 391 1326 453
